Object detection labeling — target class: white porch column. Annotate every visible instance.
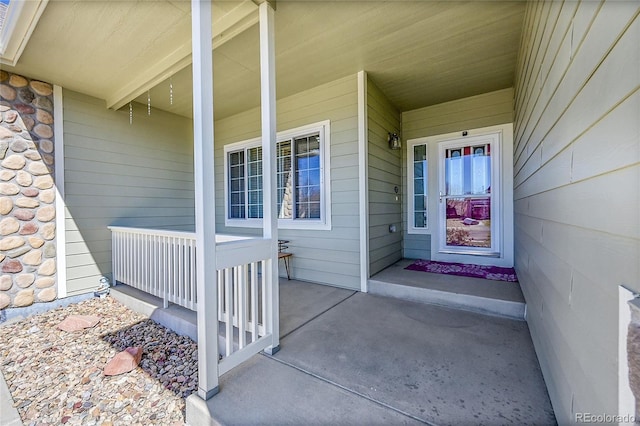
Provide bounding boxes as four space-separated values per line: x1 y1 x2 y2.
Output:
191 0 219 399
259 1 280 354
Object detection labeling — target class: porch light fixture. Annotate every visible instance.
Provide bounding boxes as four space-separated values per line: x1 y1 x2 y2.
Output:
388 132 401 150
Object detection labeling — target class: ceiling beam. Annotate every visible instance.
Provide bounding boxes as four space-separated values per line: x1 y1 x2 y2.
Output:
106 0 258 111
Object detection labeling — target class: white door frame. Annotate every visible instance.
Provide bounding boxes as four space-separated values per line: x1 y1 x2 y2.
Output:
426 124 514 267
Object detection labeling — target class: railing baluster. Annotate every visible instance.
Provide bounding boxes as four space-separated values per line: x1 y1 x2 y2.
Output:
233 266 239 327
125 233 128 286
261 260 267 332
144 233 148 294
135 234 144 288
112 232 117 286
154 235 158 298
238 264 247 349
250 261 258 342
172 237 178 304
124 233 129 287
144 233 147 292
218 270 224 322
225 267 233 357
161 236 166 308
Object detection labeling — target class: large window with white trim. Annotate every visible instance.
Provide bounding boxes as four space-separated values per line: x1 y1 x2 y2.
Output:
224 121 331 230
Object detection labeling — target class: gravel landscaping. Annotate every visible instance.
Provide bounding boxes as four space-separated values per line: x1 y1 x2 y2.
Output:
0 296 198 425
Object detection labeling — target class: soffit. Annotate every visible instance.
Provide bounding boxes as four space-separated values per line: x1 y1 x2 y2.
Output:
6 1 525 119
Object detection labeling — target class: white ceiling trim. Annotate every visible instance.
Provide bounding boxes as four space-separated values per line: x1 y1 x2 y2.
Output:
106 0 258 111
0 0 48 66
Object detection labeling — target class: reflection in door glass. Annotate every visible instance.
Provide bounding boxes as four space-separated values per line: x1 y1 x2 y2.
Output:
445 144 491 195
445 198 491 248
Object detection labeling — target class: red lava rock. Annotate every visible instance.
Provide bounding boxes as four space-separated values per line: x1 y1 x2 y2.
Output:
57 315 101 332
73 401 82 410
103 347 143 376
2 259 22 273
61 416 70 424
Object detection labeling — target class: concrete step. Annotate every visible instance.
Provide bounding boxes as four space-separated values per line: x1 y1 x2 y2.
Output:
368 278 526 320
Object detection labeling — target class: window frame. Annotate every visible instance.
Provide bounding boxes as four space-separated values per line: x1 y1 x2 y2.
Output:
407 138 430 234
223 120 332 231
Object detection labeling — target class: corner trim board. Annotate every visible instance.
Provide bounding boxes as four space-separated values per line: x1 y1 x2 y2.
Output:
53 85 67 299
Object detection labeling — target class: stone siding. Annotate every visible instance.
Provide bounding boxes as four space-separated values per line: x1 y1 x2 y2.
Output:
0 71 56 309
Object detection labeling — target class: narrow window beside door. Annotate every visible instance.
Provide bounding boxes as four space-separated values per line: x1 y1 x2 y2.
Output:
408 142 429 233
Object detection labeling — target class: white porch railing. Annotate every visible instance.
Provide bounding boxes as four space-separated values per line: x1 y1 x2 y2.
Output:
108 226 275 375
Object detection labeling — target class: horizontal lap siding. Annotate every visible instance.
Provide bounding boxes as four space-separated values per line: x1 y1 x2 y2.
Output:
63 91 194 296
215 75 361 290
513 1 639 422
367 77 402 275
401 88 514 260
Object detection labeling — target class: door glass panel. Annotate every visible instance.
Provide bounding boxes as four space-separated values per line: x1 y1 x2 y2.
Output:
445 145 491 196
442 140 494 252
445 198 491 248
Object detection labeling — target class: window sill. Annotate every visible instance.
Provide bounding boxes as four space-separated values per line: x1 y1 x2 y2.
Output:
225 218 331 231
407 228 430 235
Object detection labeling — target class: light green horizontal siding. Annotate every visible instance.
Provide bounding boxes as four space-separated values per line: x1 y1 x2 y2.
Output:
367 77 402 275
400 88 515 260
63 90 194 296
215 75 361 290
513 2 639 423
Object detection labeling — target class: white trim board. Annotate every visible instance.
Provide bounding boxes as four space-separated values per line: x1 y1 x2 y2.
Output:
53 85 67 298
357 70 369 293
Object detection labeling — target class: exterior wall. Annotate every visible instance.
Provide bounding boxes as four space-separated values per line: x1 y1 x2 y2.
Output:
367 77 401 276
215 75 361 290
0 72 58 309
63 90 194 296
401 88 514 260
513 1 639 422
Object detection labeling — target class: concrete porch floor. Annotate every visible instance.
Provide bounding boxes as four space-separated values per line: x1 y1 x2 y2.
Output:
183 279 555 425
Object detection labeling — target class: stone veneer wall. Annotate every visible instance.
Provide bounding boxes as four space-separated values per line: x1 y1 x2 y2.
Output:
0 71 56 309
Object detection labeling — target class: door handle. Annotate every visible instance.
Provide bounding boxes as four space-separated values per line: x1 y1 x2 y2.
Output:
439 191 443 203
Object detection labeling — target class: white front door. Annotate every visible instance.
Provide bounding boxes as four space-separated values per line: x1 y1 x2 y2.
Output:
437 132 501 257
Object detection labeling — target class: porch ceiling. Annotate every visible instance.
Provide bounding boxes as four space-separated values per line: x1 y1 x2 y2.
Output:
5 1 525 119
